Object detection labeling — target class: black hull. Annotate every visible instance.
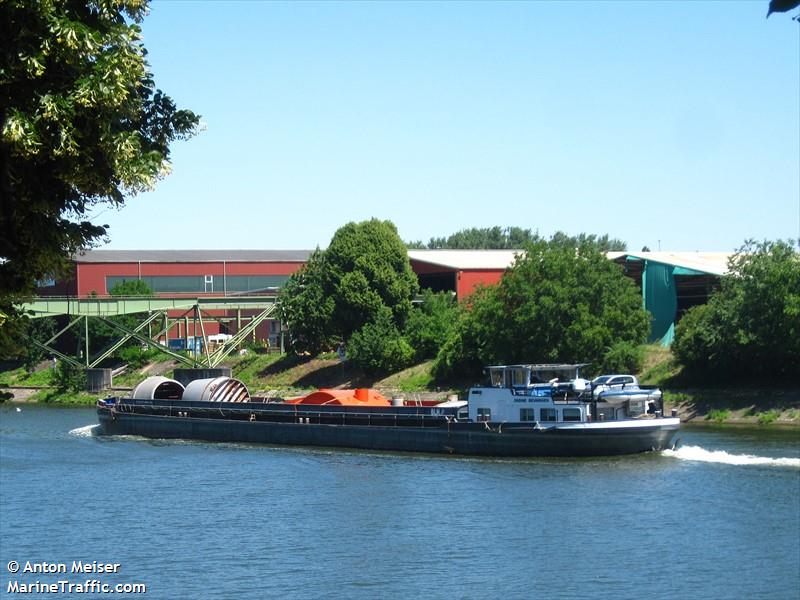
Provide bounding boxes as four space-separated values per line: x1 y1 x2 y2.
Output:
97 408 679 457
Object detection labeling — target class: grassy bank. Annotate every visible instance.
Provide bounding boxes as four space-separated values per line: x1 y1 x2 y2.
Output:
228 353 450 400
638 345 800 426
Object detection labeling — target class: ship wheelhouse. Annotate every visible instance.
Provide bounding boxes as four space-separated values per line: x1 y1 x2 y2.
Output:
468 364 594 424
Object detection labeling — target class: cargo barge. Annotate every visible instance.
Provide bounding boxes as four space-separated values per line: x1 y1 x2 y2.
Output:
96 364 679 457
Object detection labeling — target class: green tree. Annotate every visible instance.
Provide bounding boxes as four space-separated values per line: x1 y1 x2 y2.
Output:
20 316 56 371
0 0 199 300
82 278 154 359
767 0 800 18
549 231 627 253
347 308 415 376
427 226 537 249
433 285 504 378
53 359 85 392
672 239 800 381
434 237 649 379
280 219 419 354
403 289 459 361
424 227 627 251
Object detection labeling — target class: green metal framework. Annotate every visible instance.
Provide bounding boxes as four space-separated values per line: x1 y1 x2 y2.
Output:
19 296 279 369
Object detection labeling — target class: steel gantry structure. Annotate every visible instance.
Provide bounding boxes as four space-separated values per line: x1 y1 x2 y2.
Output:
19 296 280 369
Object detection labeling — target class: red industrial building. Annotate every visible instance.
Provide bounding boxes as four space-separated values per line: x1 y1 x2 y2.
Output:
39 249 518 347
38 248 728 347
43 250 309 297
408 250 518 298
43 249 518 298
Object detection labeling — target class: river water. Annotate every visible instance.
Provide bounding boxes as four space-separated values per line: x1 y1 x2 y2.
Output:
1 405 798 600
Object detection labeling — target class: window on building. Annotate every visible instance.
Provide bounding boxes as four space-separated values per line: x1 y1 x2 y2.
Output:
107 276 204 293
562 408 581 421
477 408 492 422
520 408 535 421
540 408 557 422
226 275 290 292
106 274 291 294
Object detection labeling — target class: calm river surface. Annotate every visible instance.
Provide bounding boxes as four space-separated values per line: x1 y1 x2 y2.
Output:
1 405 798 600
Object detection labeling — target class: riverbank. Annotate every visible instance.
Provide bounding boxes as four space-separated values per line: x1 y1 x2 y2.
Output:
666 389 800 426
2 352 798 426
2 387 798 428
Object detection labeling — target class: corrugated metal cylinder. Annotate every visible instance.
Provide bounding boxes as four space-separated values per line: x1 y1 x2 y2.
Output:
131 376 185 400
182 377 250 403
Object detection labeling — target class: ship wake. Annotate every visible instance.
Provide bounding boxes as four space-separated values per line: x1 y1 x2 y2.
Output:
69 424 101 438
663 445 800 468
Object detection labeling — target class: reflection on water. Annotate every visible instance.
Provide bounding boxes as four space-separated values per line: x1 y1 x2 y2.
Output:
2 405 799 599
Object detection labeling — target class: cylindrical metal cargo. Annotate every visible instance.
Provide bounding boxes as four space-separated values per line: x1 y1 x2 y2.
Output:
131 376 185 400
182 377 250 403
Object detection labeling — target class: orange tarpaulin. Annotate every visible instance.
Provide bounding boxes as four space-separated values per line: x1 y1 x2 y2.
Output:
285 388 392 406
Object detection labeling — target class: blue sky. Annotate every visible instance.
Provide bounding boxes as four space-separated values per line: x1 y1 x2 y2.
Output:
96 1 799 252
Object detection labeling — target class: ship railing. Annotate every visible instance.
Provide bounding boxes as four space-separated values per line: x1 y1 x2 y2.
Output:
112 399 457 427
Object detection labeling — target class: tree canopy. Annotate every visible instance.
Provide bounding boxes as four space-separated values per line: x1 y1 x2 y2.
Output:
409 226 627 252
434 237 649 379
672 239 800 381
403 289 459 361
0 0 199 300
279 219 419 355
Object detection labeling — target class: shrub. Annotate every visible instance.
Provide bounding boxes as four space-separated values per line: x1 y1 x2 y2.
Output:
118 345 167 370
663 391 693 406
673 239 800 382
403 290 458 361
53 361 85 392
757 410 780 425
600 341 644 374
348 310 415 376
706 409 731 423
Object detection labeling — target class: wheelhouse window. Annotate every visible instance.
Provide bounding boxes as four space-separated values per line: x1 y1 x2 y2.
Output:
510 368 527 387
519 408 535 421
540 408 557 422
477 408 492 422
489 370 504 387
563 408 582 422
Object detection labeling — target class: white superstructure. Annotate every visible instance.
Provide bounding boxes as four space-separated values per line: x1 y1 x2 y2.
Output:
467 364 663 425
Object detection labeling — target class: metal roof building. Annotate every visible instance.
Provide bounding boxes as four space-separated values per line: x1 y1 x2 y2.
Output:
407 250 521 298
43 248 732 346
610 252 732 345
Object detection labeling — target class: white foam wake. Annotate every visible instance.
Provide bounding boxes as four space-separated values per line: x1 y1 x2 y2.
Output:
663 445 800 468
69 424 100 438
